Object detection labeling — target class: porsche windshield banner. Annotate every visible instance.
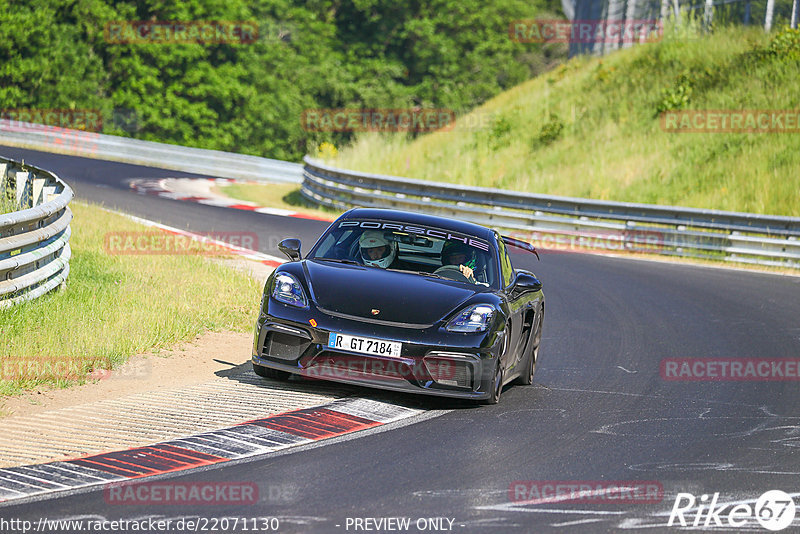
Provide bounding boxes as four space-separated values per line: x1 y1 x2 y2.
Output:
338 220 490 252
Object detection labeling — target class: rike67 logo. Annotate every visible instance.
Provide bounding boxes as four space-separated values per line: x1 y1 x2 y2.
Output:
669 490 796 531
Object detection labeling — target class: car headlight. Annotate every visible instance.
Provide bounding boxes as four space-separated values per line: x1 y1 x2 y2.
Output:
271 272 308 307
446 304 495 333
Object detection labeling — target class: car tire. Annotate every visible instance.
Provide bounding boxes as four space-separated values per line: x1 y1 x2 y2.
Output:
483 360 504 405
482 326 509 405
253 362 291 381
516 307 543 386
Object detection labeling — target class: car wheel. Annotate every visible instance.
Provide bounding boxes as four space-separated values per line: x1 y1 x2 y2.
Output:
253 362 291 381
482 326 509 405
516 307 543 386
483 360 504 405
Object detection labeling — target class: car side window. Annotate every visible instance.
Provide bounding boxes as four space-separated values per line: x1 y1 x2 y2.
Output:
498 238 514 287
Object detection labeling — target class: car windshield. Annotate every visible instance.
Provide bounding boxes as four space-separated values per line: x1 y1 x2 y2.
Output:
309 220 498 287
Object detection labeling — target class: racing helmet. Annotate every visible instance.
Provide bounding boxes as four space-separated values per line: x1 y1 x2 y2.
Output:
441 241 476 268
359 230 397 268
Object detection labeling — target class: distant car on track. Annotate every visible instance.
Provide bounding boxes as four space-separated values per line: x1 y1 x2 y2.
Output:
252 208 544 404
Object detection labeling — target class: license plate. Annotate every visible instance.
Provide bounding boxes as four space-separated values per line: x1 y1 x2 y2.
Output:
328 332 402 357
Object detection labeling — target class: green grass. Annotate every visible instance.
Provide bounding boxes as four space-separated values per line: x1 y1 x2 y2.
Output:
332 25 800 217
0 200 15 215
0 201 262 396
0 189 16 215
215 182 339 219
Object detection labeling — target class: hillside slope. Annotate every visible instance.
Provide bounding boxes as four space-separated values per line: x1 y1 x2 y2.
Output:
335 26 800 216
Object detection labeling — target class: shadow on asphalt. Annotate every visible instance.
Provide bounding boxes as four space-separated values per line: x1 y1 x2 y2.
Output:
212 359 483 412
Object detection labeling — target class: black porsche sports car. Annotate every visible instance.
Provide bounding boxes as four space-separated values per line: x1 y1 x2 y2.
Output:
252 208 544 404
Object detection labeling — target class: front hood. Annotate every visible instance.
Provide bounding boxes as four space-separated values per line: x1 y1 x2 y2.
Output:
304 260 480 326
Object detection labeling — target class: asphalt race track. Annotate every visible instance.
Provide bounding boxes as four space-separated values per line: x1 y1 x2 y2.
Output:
3 145 800 532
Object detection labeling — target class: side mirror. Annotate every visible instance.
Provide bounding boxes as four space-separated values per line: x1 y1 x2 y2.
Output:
514 271 543 292
278 238 302 261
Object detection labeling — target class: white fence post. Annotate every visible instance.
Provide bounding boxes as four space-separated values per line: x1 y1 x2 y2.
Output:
704 0 714 28
32 174 46 206
765 0 775 31
13 171 30 208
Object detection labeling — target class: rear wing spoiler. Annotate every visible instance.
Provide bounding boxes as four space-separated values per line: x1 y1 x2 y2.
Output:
502 235 539 260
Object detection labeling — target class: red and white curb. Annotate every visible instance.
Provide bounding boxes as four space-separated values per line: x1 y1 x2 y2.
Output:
128 178 334 222
0 398 421 504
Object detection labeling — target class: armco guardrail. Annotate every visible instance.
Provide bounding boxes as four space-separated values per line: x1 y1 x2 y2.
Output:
0 119 302 184
302 157 800 269
0 156 72 308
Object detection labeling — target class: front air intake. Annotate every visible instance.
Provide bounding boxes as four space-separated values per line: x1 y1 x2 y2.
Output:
265 332 309 360
424 357 473 388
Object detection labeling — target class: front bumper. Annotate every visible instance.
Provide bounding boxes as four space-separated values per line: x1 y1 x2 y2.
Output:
252 302 500 400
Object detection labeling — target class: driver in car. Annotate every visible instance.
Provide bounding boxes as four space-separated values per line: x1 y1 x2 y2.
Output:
441 241 478 283
359 230 408 269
